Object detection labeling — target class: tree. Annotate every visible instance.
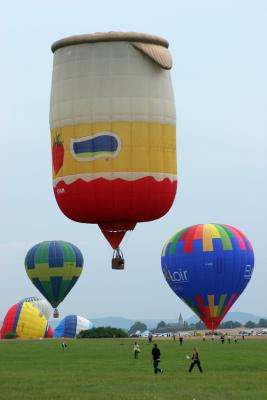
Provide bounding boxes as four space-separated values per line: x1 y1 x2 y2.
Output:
128 322 147 335
219 320 242 329
258 318 267 328
244 321 256 329
233 321 242 328
157 321 167 330
195 320 205 330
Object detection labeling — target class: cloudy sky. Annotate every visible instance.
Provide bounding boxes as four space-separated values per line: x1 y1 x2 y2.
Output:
0 0 266 322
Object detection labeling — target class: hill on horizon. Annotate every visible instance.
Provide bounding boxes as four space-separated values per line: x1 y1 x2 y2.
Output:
1 311 264 332
186 311 264 325
87 311 264 330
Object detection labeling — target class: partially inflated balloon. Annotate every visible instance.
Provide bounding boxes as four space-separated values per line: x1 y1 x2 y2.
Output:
0 302 53 339
161 224 254 330
54 315 95 338
25 241 83 317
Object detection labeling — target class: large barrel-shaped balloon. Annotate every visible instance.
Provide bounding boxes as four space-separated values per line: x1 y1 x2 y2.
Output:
161 224 254 330
25 241 83 316
0 301 53 339
50 32 177 249
54 315 95 338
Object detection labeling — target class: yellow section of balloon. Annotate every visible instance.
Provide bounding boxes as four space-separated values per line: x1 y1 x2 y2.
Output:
16 302 48 339
51 121 176 179
26 262 82 281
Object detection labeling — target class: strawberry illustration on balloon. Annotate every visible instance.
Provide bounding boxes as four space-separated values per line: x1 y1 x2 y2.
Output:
52 133 64 175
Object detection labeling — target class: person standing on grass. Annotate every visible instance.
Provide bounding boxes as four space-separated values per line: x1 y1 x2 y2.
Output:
188 347 203 373
152 343 163 374
133 342 141 359
61 342 67 350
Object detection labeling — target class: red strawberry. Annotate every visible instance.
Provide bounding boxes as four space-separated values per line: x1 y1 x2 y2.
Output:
52 133 64 175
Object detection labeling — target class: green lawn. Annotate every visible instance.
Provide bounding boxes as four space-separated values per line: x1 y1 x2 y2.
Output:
0 337 266 400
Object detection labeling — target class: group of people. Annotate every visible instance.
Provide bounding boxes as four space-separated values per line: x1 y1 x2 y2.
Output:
220 334 238 344
133 342 203 374
202 333 238 344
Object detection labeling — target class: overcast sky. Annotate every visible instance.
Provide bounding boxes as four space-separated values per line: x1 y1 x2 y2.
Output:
0 0 266 322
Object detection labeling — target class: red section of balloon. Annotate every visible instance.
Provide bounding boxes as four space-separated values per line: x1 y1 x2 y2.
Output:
54 177 177 248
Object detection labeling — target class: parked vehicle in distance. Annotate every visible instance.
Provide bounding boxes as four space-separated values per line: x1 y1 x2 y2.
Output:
141 330 152 337
130 330 141 337
238 329 254 336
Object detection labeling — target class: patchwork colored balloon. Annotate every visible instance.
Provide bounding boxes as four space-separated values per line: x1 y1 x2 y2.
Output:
25 241 83 315
54 315 95 338
161 224 254 330
0 301 53 339
50 32 177 250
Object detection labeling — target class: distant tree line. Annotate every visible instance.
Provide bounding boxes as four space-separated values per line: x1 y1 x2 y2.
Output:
78 327 128 338
128 318 267 334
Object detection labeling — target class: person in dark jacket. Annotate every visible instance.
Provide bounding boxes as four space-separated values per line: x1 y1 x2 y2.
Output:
152 344 163 374
188 347 203 373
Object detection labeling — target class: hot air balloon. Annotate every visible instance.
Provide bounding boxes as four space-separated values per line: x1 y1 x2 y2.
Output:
161 224 254 330
25 241 83 318
0 301 53 339
22 296 51 320
50 32 177 269
54 315 95 338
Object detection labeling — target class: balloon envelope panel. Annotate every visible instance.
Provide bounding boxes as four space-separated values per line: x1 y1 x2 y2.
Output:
54 315 95 338
22 296 51 320
24 241 83 308
0 302 52 339
161 224 254 329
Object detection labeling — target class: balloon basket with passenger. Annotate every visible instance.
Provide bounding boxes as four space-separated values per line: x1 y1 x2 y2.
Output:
99 222 134 270
112 248 125 270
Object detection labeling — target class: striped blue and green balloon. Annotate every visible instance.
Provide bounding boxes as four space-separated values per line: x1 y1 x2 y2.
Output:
25 241 83 317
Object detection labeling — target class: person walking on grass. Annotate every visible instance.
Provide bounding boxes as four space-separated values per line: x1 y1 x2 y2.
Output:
188 347 203 373
152 343 163 374
133 342 141 359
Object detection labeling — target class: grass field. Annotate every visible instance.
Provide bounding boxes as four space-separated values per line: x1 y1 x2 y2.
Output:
0 337 266 400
